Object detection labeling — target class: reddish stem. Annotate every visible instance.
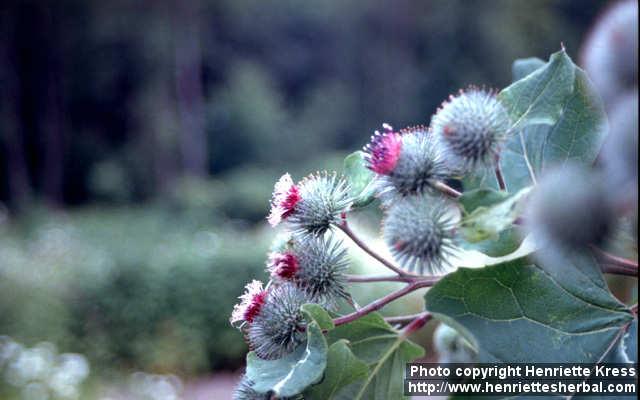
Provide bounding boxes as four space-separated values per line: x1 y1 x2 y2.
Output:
399 312 432 338
600 264 638 277
347 274 439 284
334 280 436 326
591 246 638 271
385 312 429 325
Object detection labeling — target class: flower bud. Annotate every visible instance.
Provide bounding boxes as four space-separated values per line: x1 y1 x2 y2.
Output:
268 235 349 306
431 88 510 172
247 283 312 360
382 195 458 275
365 124 450 199
230 280 268 327
525 164 614 250
267 173 301 227
271 172 351 236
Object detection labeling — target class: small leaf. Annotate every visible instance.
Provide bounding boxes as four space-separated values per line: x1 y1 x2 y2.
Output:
459 227 522 257
425 258 634 363
352 338 424 400
343 151 376 208
326 312 399 364
246 322 328 397
304 340 369 399
511 57 545 81
302 303 335 331
459 187 531 242
325 312 425 400
499 49 575 130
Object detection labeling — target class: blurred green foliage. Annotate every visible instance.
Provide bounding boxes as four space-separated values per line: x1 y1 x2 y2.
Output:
0 204 269 375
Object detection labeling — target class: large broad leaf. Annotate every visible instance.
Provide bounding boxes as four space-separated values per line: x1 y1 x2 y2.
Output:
425 259 634 363
245 322 328 397
458 187 531 243
499 49 575 130
532 248 628 312
304 340 369 399
465 50 607 193
326 312 425 400
343 151 376 208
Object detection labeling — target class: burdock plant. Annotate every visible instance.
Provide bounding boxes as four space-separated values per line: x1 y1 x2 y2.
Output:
230 36 638 399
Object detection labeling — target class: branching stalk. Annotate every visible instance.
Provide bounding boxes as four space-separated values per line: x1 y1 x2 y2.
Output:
347 274 439 284
334 279 436 326
384 312 429 325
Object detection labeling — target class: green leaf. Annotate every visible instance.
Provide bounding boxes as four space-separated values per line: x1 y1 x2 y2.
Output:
459 227 522 257
305 340 369 399
511 57 545 81
302 303 335 331
326 312 400 364
352 339 424 400
532 249 627 312
622 320 637 363
343 151 376 208
425 259 634 363
466 51 606 193
326 312 424 400
459 187 531 242
499 49 575 130
245 322 328 397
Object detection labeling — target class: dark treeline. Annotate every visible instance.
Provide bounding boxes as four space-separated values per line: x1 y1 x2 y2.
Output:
0 0 607 211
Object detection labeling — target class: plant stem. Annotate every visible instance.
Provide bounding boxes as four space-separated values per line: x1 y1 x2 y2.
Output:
591 246 638 271
432 180 462 198
494 154 507 191
600 264 638 277
347 274 439 284
399 312 432 338
384 312 429 325
333 280 435 326
338 220 414 277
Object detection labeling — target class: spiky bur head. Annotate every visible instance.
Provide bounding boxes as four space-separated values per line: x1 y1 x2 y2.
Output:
247 283 312 360
382 195 458 275
268 235 349 307
365 125 450 200
283 172 352 236
230 280 268 327
525 164 615 250
431 88 511 172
